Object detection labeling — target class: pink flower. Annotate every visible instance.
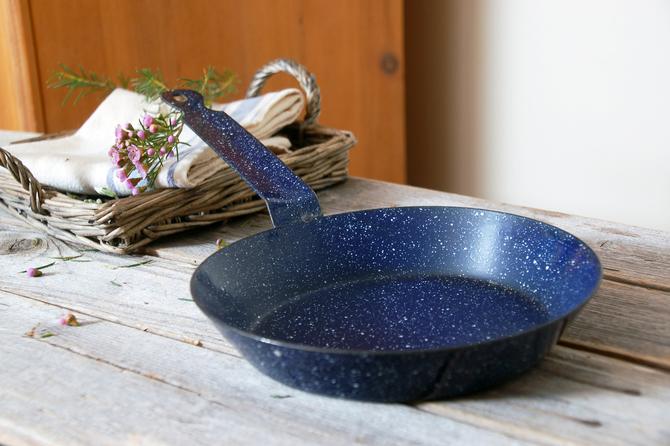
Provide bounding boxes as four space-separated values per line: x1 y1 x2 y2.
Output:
127 145 141 163
115 125 125 141
149 124 158 133
147 148 155 156
170 117 177 126
142 115 154 127
26 267 42 277
137 130 146 140
59 312 79 326
109 148 122 165
167 135 175 144
159 146 167 155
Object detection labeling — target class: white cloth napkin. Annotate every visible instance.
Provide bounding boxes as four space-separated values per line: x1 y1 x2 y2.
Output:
5 88 304 196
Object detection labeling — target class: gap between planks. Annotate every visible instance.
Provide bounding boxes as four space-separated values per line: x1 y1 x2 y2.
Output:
1 292 534 446
312 178 670 291
602 273 670 294
1 234 669 443
145 234 670 373
558 340 670 373
4 292 669 446
1 213 669 372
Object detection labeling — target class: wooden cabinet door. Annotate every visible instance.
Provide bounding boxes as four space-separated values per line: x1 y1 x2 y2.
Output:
0 0 406 183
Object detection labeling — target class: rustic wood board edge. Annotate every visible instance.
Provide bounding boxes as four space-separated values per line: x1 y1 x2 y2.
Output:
1 174 669 444
1 203 669 370
0 291 532 446
144 178 670 293
3 291 669 446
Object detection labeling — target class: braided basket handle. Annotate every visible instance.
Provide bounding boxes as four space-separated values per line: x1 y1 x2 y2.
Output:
245 59 321 125
0 146 46 214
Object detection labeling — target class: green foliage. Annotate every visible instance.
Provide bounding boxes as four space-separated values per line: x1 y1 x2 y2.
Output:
131 68 169 102
94 186 118 198
49 64 238 105
180 66 238 106
47 65 116 105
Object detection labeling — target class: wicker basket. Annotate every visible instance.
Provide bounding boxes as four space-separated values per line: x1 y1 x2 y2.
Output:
0 59 355 254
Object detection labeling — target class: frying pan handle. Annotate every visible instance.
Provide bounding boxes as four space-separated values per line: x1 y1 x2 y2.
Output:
162 89 322 227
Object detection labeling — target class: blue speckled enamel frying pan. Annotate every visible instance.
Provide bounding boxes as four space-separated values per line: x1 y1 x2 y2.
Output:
163 90 602 402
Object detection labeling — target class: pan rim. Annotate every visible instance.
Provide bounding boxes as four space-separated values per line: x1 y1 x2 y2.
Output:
190 205 603 356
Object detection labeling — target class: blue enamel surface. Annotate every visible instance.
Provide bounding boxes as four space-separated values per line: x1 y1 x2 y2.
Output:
252 275 551 350
162 90 321 227
192 207 601 401
165 90 602 401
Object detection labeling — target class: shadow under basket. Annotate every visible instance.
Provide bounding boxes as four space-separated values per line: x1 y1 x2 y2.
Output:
0 59 356 254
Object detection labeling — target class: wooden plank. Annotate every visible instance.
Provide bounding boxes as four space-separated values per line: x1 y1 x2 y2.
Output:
151 178 670 291
417 347 670 446
1 187 668 443
0 292 530 446
314 179 670 291
3 292 668 446
26 0 406 183
0 202 669 370
0 221 230 353
562 279 670 369
0 0 44 132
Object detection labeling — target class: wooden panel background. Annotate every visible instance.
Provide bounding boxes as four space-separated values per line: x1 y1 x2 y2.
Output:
0 0 406 183
0 0 44 132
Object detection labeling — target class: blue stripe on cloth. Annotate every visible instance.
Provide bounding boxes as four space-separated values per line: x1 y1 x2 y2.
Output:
106 166 121 195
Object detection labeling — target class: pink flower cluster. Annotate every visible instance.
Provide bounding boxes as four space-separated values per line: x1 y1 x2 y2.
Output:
108 112 183 195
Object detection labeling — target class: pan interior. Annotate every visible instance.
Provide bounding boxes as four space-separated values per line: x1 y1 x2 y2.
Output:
250 274 550 351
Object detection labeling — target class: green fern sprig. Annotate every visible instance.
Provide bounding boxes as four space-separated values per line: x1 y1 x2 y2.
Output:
48 64 117 105
50 65 237 106
131 68 169 102
179 66 237 106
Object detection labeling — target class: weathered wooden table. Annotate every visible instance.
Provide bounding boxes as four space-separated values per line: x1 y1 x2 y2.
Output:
1 131 668 445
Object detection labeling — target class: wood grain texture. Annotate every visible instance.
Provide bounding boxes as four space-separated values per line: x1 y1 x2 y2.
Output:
306 179 670 291
0 292 531 446
24 0 406 183
1 207 668 371
3 177 669 369
2 283 669 445
418 347 670 446
562 279 670 369
0 0 44 131
146 179 670 292
1 175 670 444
